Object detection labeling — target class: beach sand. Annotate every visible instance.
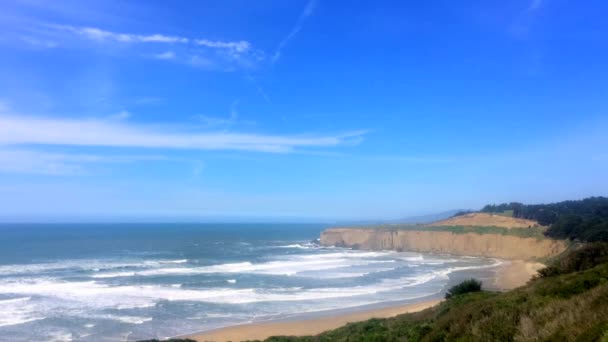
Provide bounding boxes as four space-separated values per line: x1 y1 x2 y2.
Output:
189 260 543 342
190 299 441 342
491 260 545 291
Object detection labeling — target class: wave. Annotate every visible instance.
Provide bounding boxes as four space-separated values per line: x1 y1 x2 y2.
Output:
0 296 31 304
90 252 397 278
47 331 73 342
112 316 153 325
0 259 175 277
0 270 446 307
0 257 503 335
159 259 188 264
0 296 46 327
85 313 153 325
278 243 318 249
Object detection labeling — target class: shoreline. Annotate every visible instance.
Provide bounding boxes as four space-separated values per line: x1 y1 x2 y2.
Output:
188 299 441 342
186 260 543 342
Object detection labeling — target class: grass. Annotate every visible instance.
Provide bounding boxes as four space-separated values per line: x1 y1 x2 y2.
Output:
342 224 549 240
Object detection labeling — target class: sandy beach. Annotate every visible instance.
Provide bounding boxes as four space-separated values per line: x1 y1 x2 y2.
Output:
491 260 545 291
190 299 441 342
188 260 543 342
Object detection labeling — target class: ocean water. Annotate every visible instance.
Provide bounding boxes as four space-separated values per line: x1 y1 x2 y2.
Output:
0 224 501 341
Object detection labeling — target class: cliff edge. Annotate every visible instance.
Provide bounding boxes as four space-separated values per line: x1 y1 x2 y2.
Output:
320 228 567 260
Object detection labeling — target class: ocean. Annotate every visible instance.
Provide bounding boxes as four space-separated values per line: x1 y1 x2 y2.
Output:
0 223 501 341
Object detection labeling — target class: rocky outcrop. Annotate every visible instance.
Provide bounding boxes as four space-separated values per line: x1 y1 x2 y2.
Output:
320 228 568 260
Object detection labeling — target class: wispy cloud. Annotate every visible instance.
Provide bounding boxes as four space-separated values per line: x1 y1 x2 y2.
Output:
53 25 256 59
41 24 260 70
53 25 189 43
245 74 273 105
0 114 364 153
153 51 176 60
0 148 165 176
195 100 255 127
20 36 59 48
272 0 317 63
195 39 251 53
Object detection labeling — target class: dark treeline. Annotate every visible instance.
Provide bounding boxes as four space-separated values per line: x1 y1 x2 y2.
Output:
481 197 608 242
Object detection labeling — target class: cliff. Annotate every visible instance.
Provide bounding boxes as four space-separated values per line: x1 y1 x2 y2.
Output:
320 228 568 260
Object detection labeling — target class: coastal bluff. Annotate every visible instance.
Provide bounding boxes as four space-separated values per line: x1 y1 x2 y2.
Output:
320 228 568 260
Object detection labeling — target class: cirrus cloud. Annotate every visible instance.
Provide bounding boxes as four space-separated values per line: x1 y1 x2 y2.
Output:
0 114 364 153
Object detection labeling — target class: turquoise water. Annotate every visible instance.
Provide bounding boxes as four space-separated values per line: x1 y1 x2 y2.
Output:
0 224 500 341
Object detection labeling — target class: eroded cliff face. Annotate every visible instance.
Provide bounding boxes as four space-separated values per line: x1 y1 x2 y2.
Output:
320 228 568 260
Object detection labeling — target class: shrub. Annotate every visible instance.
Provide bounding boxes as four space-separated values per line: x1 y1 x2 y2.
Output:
445 279 482 299
539 242 608 277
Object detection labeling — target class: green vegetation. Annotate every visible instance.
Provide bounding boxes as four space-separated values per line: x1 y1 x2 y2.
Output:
259 244 608 342
351 224 548 239
481 197 608 242
138 339 196 342
444 279 482 299
496 209 514 217
538 242 608 277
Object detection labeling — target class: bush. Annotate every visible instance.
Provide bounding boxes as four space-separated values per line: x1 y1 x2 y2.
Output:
445 279 482 299
539 242 608 277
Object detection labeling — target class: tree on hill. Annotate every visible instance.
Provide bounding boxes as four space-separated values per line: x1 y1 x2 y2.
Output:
481 197 608 242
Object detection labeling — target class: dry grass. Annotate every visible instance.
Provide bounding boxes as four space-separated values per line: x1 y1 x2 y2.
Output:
432 213 541 229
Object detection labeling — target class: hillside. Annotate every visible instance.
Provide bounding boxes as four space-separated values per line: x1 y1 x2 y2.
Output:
431 212 541 229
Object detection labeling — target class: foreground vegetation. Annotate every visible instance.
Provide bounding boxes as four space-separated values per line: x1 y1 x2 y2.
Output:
258 243 608 342
444 278 481 299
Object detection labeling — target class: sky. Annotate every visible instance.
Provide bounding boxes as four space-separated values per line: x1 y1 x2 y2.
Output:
0 0 607 222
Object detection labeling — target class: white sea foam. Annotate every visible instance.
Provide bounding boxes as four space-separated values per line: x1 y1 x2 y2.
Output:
90 251 397 279
226 279 237 284
48 331 73 342
0 296 46 327
113 316 153 325
0 296 31 304
278 242 321 249
0 259 169 277
0 260 496 318
0 269 448 307
159 259 188 264
84 313 153 325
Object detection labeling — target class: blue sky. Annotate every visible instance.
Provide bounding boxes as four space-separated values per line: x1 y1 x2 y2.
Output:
0 0 607 221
